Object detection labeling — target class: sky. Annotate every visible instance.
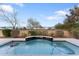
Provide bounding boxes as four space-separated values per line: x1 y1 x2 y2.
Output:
0 3 78 27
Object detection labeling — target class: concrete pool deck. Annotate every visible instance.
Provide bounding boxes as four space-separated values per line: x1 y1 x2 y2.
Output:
0 38 79 47
0 38 25 46
54 38 79 47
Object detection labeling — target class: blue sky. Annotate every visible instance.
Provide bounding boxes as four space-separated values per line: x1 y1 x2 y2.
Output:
0 3 78 27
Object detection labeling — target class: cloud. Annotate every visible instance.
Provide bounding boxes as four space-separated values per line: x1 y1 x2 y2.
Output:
46 16 56 20
0 5 14 13
76 4 79 7
15 3 24 7
46 10 69 20
46 15 63 20
55 10 69 16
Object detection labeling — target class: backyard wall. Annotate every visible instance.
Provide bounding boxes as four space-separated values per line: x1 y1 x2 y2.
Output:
0 29 73 38
0 30 4 37
47 29 73 38
64 31 72 38
19 29 29 37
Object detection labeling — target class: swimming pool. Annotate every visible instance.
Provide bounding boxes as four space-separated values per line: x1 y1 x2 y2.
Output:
0 39 79 55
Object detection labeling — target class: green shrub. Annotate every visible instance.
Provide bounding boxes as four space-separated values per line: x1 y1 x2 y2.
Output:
2 29 12 37
71 28 79 39
55 30 64 37
29 30 47 36
29 30 37 36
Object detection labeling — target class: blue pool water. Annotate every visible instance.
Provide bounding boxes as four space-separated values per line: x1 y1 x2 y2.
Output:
0 39 79 55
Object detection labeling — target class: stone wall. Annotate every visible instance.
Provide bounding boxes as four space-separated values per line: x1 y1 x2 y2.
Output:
47 29 73 38
0 29 73 38
19 30 29 37
0 30 4 37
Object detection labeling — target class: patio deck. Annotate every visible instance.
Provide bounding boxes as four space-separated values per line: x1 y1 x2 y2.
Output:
0 38 25 46
0 38 79 47
54 38 79 47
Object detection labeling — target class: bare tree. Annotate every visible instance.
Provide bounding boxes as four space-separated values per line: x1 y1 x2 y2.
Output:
0 8 18 29
0 8 20 37
27 18 42 29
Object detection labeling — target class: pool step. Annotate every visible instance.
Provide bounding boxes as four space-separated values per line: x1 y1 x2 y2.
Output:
10 42 19 47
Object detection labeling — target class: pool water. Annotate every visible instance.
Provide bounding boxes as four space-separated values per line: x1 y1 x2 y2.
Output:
0 39 79 55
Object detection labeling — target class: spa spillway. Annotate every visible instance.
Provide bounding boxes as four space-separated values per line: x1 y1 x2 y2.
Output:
25 36 53 42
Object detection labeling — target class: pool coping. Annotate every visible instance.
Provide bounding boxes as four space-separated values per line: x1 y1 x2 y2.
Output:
0 38 79 47
54 38 79 47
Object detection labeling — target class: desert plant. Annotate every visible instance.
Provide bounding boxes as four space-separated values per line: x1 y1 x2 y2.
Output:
47 31 54 37
29 30 37 36
50 33 54 37
11 29 20 38
37 30 47 36
55 30 64 37
71 28 79 39
2 29 12 37
29 29 47 36
21 33 28 38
